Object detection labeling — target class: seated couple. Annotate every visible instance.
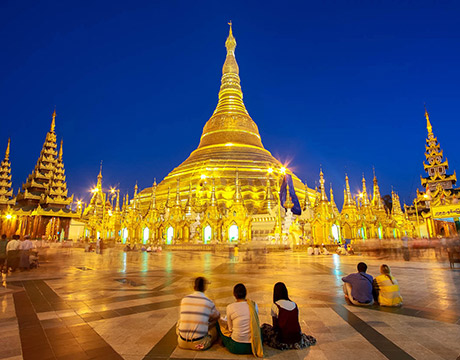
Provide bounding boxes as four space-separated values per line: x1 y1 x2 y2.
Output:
176 277 316 357
342 262 403 307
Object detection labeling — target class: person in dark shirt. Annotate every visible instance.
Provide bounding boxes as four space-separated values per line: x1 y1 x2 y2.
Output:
342 262 374 305
261 282 316 350
0 234 8 273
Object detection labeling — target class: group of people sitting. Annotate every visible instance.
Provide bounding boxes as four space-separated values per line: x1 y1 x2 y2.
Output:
177 277 316 357
0 234 39 273
342 262 403 306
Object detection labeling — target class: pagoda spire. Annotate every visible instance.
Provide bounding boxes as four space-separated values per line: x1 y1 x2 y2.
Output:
263 173 276 212
361 175 370 206
319 169 328 202
16 110 59 207
210 178 217 206
196 22 264 150
330 185 339 216
391 190 404 217
165 186 171 208
150 179 157 210
303 181 311 210
372 172 384 210
51 108 56 132
185 182 193 216
344 174 354 206
283 182 294 209
115 189 120 212
0 138 15 208
421 108 456 191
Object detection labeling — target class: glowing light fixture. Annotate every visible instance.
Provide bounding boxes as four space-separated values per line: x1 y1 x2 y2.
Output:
280 167 286 174
200 174 206 180
268 168 273 174
5 214 12 220
91 188 98 193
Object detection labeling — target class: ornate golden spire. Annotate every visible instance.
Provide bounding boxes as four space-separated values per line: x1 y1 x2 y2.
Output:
345 174 354 206
97 161 103 188
51 108 56 132
5 138 10 161
319 169 328 202
210 178 217 206
197 23 263 150
425 106 433 136
303 181 311 209
361 175 370 206
58 139 63 161
372 172 384 210
283 182 294 209
151 180 157 210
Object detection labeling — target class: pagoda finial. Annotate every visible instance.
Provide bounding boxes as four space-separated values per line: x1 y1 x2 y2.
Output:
225 21 236 56
425 105 433 136
97 161 103 186
210 178 217 206
51 108 56 132
283 182 294 209
58 139 63 161
319 168 327 202
5 138 10 160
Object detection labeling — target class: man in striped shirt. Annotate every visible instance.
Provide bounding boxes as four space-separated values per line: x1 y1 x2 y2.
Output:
177 277 220 350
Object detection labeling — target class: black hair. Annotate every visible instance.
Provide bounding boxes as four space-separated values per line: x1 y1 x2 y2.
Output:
194 277 206 292
233 283 247 299
1 234 6 240
357 262 367 273
273 282 290 303
13 235 20 240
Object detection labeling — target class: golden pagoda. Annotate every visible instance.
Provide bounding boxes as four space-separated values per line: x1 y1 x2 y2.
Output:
138 23 308 215
11 110 78 239
0 139 15 209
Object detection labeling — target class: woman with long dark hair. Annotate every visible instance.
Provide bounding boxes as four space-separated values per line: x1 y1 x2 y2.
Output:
261 282 316 350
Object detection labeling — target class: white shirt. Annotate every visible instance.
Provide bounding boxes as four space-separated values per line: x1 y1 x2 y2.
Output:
6 240 20 251
226 301 259 343
20 240 34 250
271 299 296 318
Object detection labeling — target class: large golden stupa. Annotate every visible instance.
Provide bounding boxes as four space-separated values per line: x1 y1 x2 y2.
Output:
138 24 307 213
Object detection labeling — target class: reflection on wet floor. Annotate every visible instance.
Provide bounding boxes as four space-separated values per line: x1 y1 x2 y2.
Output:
0 247 459 360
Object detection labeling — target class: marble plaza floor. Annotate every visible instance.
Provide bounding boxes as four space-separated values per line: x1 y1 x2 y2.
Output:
0 247 459 360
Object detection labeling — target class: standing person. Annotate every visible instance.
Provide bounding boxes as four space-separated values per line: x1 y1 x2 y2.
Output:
177 277 220 351
0 234 8 273
6 235 21 272
98 238 104 255
19 235 34 270
261 282 316 350
342 262 374 306
218 283 263 357
373 265 403 306
96 238 101 254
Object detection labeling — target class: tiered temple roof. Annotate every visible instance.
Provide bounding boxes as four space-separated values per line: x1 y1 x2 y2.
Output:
0 139 15 208
421 108 456 192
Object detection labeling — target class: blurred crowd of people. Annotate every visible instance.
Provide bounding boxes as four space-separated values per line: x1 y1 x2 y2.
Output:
0 234 39 274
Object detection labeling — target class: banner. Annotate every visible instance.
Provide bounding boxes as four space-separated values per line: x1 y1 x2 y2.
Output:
431 204 460 219
279 174 302 215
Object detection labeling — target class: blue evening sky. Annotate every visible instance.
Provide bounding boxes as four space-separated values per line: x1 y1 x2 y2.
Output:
1 0 459 206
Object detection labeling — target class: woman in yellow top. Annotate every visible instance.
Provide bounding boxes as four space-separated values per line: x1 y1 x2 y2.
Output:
373 264 403 307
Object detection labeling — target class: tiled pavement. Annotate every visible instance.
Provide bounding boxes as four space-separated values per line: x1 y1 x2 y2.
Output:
0 248 459 360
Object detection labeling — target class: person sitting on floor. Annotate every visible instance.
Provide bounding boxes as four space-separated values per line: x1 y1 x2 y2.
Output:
307 245 314 255
342 262 374 306
373 264 403 307
313 245 320 255
217 283 263 357
261 282 316 350
177 276 220 350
